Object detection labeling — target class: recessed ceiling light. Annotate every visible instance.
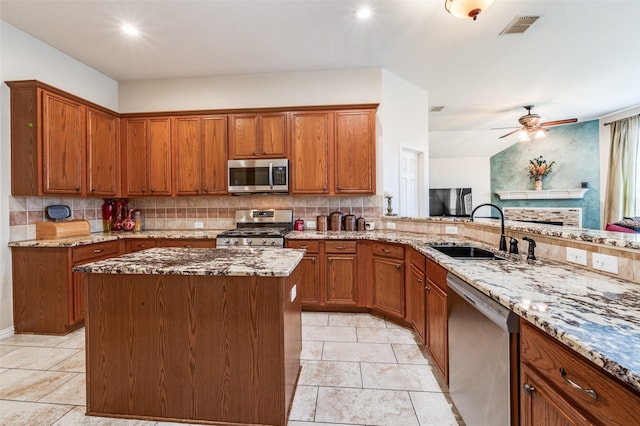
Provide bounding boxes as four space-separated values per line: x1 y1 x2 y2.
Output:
121 23 139 36
355 7 372 20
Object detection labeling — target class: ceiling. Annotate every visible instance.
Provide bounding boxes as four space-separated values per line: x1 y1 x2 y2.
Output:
1 0 639 136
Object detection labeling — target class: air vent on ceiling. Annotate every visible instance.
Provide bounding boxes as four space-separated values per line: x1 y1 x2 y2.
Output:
500 15 540 35
430 106 445 112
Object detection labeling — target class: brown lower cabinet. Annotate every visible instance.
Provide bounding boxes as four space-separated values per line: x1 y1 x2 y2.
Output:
125 238 216 253
425 258 449 382
371 242 405 319
11 239 122 334
286 240 366 308
408 247 426 343
520 320 640 426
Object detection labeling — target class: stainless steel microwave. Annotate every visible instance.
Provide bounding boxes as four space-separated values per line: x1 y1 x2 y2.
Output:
227 159 289 194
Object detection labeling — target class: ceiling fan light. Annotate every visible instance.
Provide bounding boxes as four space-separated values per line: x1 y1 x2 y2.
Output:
444 0 495 20
534 129 546 139
517 130 530 142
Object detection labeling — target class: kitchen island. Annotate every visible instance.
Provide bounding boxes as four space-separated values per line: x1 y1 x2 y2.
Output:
74 247 304 426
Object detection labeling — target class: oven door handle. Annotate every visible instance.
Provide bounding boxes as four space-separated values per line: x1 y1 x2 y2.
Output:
269 162 274 189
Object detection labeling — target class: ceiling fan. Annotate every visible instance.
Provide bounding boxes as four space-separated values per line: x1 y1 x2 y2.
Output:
497 105 577 141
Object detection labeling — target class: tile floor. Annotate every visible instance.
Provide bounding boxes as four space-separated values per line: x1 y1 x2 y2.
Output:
0 312 462 426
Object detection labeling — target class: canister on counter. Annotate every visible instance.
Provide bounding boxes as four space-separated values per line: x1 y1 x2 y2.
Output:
357 217 366 231
344 214 356 231
317 215 328 231
294 217 305 231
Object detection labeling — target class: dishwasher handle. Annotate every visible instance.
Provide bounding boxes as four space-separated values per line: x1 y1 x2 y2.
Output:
446 272 519 333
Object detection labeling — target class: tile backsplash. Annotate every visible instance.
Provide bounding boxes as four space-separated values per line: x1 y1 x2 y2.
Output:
9 195 385 241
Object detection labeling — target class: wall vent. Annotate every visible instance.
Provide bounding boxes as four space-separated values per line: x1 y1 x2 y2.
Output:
430 106 445 112
500 16 540 35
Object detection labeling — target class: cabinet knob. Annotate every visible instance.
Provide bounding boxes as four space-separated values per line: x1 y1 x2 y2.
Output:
91 187 96 192
203 188 208 193
300 245 308 249
335 245 346 250
322 186 327 190
252 151 256 155
262 151 266 155
185 244 192 248
93 249 104 253
141 188 146 193
425 285 431 291
150 188 155 193
75 186 81 191
195 187 199 193
395 264 402 270
417 278 423 283
522 383 536 396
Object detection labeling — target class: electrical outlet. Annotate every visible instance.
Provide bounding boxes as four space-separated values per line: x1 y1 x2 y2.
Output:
592 253 618 274
193 221 204 229
445 226 458 235
386 222 396 229
307 220 317 230
290 284 297 302
566 247 587 265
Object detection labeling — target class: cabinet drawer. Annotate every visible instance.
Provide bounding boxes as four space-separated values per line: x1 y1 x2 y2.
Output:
126 239 158 253
426 258 448 291
286 240 319 253
72 240 121 264
520 321 640 425
409 248 426 273
372 242 404 259
157 239 216 248
325 241 357 254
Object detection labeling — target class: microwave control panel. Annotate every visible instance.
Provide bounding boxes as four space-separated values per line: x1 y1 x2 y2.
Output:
273 167 288 185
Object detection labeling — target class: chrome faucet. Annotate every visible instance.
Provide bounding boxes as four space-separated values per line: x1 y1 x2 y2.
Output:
471 203 507 252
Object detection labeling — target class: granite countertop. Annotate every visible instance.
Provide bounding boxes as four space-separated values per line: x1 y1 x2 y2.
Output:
73 247 305 277
8 230 226 248
287 229 640 392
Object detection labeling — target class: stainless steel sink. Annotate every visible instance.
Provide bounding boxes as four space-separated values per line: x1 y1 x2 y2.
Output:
429 245 506 260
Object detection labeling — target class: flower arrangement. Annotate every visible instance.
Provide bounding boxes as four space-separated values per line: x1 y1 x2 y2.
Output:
528 156 556 181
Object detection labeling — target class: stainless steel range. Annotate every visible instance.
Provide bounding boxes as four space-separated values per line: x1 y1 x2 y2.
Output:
216 209 293 247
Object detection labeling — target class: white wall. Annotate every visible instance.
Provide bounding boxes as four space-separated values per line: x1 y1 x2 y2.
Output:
0 21 118 333
429 157 492 207
118 68 382 112
379 70 429 215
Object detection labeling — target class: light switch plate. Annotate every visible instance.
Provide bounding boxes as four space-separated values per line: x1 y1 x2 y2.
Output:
592 252 618 274
193 221 204 229
386 222 396 229
307 220 317 230
566 247 587 265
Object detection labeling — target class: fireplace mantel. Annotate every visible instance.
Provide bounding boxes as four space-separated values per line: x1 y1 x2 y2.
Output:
495 188 589 200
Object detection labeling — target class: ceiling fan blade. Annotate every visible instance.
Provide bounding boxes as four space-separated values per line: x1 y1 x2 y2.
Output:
491 126 519 130
499 129 521 139
540 118 577 126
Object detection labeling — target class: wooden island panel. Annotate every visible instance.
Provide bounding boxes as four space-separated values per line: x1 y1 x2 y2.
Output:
85 271 301 425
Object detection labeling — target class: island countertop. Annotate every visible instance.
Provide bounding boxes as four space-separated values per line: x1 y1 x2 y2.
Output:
73 247 305 277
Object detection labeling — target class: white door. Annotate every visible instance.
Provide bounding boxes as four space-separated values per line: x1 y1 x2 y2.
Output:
400 148 420 217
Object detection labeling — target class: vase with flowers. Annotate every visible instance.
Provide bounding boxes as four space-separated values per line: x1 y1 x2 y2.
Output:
528 156 555 190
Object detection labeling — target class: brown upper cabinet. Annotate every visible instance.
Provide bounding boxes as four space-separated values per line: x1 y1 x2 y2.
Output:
8 80 119 197
121 117 172 196
334 109 376 194
173 115 228 195
228 112 287 159
290 108 376 195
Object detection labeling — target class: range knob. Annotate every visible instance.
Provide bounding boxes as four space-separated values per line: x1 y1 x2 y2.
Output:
231 239 239 246
270 239 276 245
261 239 267 245
245 238 253 245
223 238 230 245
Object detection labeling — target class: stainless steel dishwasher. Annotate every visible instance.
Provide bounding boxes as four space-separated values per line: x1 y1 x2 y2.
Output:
447 272 519 426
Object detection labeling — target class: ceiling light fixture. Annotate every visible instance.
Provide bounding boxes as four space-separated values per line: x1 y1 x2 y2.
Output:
355 7 372 20
444 0 495 21
121 23 139 36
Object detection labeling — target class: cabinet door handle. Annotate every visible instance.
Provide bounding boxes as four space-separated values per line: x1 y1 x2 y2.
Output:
425 285 431 291
382 248 392 253
559 368 598 400
522 383 536 396
139 244 147 248
311 258 315 263
185 244 192 248
300 245 308 249
417 278 423 283
93 249 104 253
335 245 346 250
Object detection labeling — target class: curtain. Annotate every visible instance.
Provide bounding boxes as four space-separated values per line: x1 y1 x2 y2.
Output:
604 115 640 226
